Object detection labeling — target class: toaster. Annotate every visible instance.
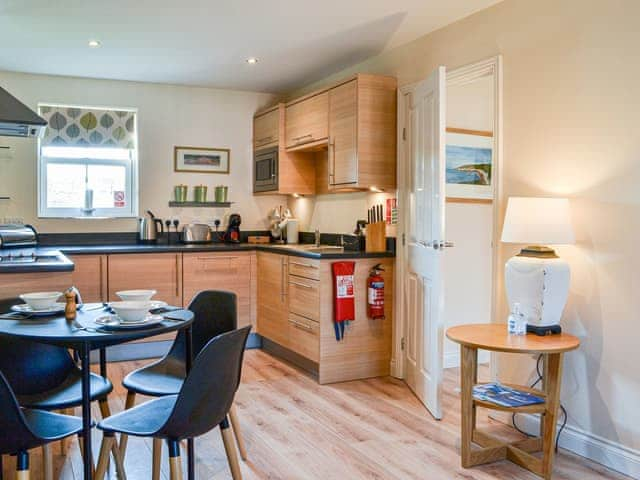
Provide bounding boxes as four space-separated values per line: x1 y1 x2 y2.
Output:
181 223 212 244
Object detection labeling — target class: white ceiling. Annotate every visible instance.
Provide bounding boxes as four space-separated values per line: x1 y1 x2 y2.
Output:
0 0 501 93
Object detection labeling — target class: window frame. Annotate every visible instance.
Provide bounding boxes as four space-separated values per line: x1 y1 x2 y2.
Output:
37 104 139 219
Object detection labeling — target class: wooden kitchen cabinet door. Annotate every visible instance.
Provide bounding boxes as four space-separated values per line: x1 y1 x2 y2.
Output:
329 79 358 186
253 107 279 149
285 92 328 149
183 252 253 328
107 253 182 306
256 252 289 347
68 254 108 302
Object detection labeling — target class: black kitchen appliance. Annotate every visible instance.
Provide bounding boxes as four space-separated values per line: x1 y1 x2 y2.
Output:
253 146 278 192
225 214 242 243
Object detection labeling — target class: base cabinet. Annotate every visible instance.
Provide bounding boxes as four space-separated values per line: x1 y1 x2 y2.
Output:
0 272 73 300
183 252 254 328
256 252 289 347
68 254 108 303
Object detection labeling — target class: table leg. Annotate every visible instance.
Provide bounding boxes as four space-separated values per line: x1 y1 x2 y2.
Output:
460 345 478 468
542 353 563 480
185 326 195 480
80 343 94 480
99 348 107 378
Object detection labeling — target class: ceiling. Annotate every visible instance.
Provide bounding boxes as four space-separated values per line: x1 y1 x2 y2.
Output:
0 0 501 93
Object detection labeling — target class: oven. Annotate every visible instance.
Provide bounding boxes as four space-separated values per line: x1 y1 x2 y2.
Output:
253 146 278 193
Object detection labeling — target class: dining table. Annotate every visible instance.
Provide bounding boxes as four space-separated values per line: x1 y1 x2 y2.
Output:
0 304 195 480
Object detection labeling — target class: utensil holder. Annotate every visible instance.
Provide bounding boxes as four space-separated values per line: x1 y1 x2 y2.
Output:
194 185 208 202
365 221 386 253
174 185 188 203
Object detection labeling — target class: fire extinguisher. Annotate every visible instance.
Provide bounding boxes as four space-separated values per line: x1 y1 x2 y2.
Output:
332 261 356 341
367 264 385 320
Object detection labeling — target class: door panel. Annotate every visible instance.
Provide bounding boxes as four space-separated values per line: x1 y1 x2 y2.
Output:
285 93 329 148
69 254 108 303
403 66 446 420
329 80 357 185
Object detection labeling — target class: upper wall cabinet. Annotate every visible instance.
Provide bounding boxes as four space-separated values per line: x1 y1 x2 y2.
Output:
253 107 279 150
285 92 329 150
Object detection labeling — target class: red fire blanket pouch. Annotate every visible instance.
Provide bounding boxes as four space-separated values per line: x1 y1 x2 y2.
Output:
332 261 355 341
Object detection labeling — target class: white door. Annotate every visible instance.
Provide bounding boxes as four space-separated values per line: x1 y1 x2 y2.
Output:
402 66 448 420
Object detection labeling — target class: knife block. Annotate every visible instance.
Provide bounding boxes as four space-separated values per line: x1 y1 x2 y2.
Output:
365 222 387 253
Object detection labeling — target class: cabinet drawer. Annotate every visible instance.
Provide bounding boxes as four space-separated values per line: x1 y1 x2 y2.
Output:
183 253 252 327
288 258 320 280
288 313 319 362
288 275 319 321
285 92 328 148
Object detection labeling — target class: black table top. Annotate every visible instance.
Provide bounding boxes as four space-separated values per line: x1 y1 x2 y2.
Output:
0 306 193 349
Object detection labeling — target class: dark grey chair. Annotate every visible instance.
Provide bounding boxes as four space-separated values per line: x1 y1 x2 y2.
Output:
119 290 248 460
95 326 251 480
0 370 83 479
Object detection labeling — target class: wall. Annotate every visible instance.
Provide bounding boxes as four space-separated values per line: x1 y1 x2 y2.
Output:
0 71 285 232
443 74 494 367
289 0 640 473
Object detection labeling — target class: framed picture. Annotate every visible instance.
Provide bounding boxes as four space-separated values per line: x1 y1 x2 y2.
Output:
445 127 493 201
174 146 230 174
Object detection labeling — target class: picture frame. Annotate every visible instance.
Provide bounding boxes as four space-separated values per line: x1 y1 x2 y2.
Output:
174 146 230 174
445 127 493 201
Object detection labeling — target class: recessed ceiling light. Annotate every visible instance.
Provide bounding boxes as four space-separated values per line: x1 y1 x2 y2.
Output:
88 40 101 48
246 57 258 65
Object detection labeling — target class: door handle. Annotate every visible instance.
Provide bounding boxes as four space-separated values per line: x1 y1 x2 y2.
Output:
435 241 455 249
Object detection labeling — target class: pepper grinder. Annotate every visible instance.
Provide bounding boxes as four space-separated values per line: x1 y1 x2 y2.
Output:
64 289 77 321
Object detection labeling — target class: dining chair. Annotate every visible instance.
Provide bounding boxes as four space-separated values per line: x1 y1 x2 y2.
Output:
0 369 84 480
120 290 248 461
95 326 251 480
0 297 117 479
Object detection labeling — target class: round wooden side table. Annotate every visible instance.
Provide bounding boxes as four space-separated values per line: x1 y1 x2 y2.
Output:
446 323 580 480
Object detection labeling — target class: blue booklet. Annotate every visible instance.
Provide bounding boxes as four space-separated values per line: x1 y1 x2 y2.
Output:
473 382 545 408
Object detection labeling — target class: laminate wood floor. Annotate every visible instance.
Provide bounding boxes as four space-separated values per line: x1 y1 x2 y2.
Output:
1 349 630 479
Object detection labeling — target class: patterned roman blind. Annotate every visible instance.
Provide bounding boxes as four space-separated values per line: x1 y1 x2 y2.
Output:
39 105 136 149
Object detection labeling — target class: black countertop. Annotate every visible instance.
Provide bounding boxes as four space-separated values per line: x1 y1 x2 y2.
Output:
0 241 394 274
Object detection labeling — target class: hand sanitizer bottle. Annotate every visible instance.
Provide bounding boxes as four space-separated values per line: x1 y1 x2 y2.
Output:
508 303 527 335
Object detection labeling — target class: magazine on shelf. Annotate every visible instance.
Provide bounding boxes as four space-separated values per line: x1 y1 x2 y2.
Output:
473 382 545 408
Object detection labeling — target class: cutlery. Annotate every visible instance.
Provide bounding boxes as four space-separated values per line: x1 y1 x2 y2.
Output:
0 313 32 320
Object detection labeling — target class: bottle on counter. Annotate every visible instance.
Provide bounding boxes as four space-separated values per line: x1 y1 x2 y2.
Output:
507 302 527 336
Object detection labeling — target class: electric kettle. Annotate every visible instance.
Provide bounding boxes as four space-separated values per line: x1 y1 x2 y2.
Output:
138 210 164 243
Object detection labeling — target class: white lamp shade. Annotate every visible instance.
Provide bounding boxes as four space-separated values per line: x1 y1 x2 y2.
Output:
501 197 575 245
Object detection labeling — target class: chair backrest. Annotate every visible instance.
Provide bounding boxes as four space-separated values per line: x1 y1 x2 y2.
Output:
0 298 77 395
167 290 238 362
157 325 251 440
0 370 39 454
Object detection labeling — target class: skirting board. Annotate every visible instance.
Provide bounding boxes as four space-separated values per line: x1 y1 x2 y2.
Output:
490 411 640 479
89 332 263 363
444 349 490 369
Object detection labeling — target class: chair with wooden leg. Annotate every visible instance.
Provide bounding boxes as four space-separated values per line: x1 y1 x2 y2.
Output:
0 370 83 480
96 326 251 480
0 297 117 480
120 290 249 461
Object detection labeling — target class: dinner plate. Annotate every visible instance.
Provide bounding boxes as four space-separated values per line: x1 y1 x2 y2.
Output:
94 314 164 329
11 302 66 317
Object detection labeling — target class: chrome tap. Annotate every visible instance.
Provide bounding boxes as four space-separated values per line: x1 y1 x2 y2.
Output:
314 229 321 247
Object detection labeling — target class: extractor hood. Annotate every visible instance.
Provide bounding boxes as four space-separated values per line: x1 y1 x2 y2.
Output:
0 86 47 138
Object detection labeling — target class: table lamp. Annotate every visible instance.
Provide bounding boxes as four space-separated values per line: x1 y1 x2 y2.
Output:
500 197 575 335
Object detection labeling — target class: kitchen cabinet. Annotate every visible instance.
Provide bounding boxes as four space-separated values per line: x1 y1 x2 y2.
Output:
288 275 319 322
253 107 279 150
328 79 358 186
285 92 329 150
108 253 182 307
0 272 72 300
68 254 108 302
256 251 289 347
288 313 319 362
183 252 254 328
253 104 316 195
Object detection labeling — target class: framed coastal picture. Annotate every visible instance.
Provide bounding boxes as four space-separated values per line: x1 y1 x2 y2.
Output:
445 128 493 201
174 146 230 174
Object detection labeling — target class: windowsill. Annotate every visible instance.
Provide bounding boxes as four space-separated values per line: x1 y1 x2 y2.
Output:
37 215 138 220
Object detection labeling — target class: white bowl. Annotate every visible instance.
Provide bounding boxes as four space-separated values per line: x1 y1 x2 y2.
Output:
19 292 62 310
110 301 152 322
116 289 157 302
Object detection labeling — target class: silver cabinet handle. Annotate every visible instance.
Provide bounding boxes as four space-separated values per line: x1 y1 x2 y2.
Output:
289 319 313 331
289 280 314 289
293 134 313 143
290 261 318 269
196 256 239 261
175 254 180 297
280 257 287 301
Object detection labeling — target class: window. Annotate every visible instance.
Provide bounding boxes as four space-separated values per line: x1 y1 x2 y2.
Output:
38 105 138 218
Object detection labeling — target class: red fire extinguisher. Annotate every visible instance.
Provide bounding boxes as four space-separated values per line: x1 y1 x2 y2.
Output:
367 264 385 320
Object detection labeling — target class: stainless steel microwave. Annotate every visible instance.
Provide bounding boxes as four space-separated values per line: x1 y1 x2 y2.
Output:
254 146 278 192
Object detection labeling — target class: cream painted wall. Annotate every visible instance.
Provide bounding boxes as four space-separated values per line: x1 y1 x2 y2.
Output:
0 71 285 232
290 0 640 461
443 74 494 367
